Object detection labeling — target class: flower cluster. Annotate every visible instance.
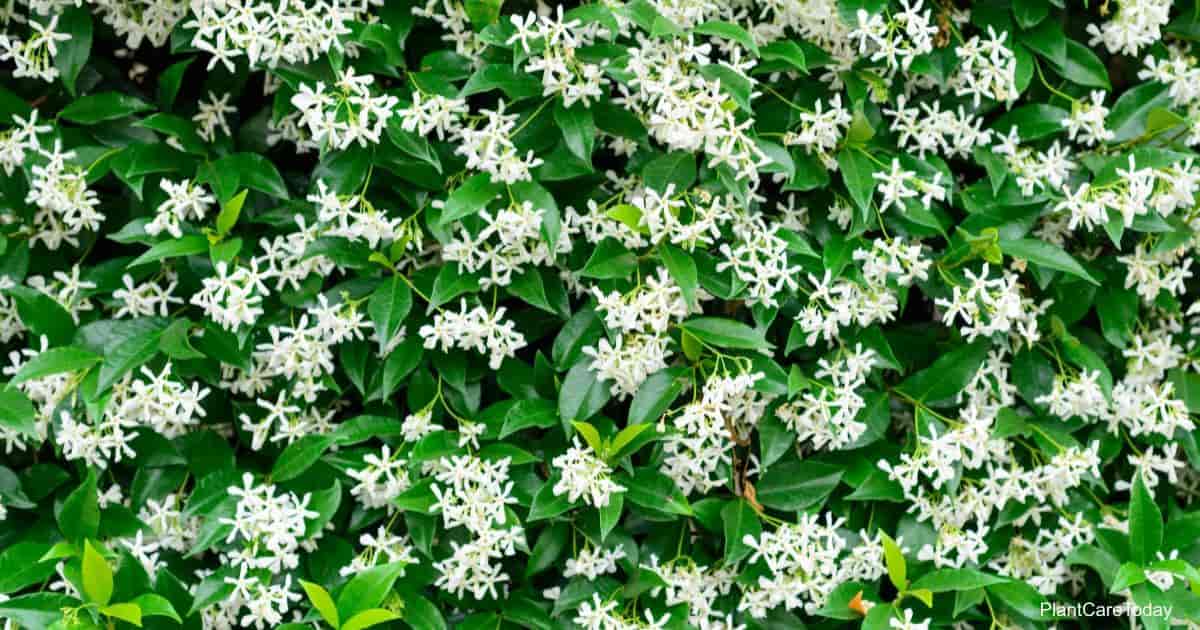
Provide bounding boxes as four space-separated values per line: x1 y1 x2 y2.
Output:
1 0 1200 629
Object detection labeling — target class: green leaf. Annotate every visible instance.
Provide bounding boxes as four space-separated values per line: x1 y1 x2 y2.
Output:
1107 83 1172 143
659 244 698 308
721 499 761 564
755 459 842 511
59 471 100 542
694 20 759 55
0 593 74 628
393 479 438 513
3 286 76 346
477 442 540 466
599 492 624 541
82 541 114 606
580 239 637 279
844 109 875 147
159 319 205 360
881 531 907 591
60 92 153 124
301 580 339 628
679 317 772 350
553 102 596 164
641 151 696 193
500 398 558 437
343 608 401 630
157 58 193 110
757 138 796 180
131 594 181 623
54 7 92 95
1019 18 1066 66
837 148 877 214
459 64 542 101
1111 562 1148 592
1053 39 1110 89
1012 0 1048 28
1145 107 1186 135
606 204 643 233
528 481 574 521
986 581 1047 620
608 423 653 458
1066 544 1120 588
438 173 503 225
10 346 100 384
992 104 1069 141
314 146 372 194
507 268 559 315
216 189 248 237
910 569 1008 592
907 588 933 608
464 0 503 28
558 361 611 424
335 562 404 621
895 341 990 404
1096 285 1138 347
97 324 165 391
571 421 604 455
759 40 807 72
129 235 209 267
100 602 142 627
1130 473 1163 565
1169 369 1200 415
628 369 683 425
272 434 334 482
0 542 59 593
368 276 413 352
999 238 1099 284
510 180 562 251
622 468 692 516
400 593 446 630
862 603 895 630
213 153 289 199
698 64 754 111
386 121 442 173
846 471 905 502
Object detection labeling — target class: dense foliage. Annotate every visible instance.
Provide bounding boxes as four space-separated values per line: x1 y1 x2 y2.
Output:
1 0 1200 628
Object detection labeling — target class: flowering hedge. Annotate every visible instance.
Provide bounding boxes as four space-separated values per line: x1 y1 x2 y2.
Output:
1 0 1199 628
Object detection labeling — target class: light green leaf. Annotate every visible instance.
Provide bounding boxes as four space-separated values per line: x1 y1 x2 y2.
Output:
343 608 401 630
881 531 907 591
82 541 113 606
131 594 181 623
100 602 142 627
129 235 210 268
300 580 339 629
216 189 248 237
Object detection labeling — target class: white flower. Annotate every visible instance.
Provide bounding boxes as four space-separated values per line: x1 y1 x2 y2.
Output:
419 300 527 369
0 15 71 82
147 179 215 238
551 438 624 508
193 92 236 142
1062 91 1114 146
348 445 411 510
